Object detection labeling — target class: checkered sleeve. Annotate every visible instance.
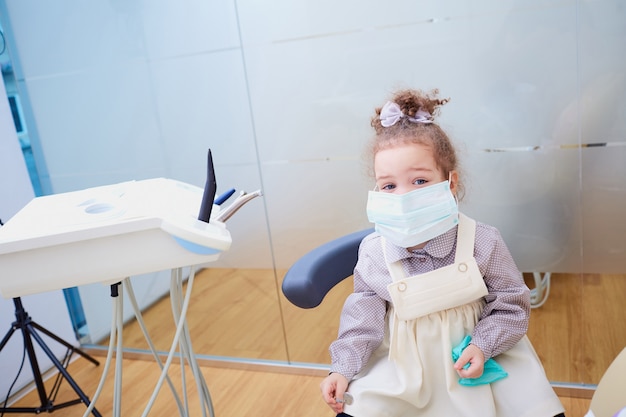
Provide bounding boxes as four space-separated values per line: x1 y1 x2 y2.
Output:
470 223 531 359
328 237 388 380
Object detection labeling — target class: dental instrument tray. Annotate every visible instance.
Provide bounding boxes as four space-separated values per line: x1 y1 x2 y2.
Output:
0 178 232 299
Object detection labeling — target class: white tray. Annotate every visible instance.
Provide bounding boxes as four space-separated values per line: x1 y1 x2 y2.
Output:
0 178 231 298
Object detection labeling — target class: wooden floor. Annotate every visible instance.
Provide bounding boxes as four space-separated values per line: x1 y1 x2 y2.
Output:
523 273 626 385
9 269 626 416
113 269 626 385
9 356 592 417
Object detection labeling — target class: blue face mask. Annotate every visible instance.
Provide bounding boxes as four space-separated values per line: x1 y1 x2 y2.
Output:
366 180 459 248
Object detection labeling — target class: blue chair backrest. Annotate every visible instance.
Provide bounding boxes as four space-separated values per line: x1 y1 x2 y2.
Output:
281 229 373 308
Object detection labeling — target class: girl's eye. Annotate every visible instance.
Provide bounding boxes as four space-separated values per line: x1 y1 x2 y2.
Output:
381 184 396 191
413 179 427 185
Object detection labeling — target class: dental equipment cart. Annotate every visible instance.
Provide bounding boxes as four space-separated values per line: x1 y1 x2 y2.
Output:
0 152 250 416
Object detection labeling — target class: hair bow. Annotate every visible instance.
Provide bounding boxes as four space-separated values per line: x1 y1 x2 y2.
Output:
380 101 433 127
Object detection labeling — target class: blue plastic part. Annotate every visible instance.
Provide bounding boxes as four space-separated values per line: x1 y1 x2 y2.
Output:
281 228 374 309
215 188 236 205
173 236 221 255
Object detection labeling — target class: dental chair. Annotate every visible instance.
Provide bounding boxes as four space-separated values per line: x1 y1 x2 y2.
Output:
281 228 373 309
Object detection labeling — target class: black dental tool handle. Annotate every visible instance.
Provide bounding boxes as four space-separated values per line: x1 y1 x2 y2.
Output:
198 149 217 223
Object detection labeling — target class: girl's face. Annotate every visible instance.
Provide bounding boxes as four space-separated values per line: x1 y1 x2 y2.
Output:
374 142 457 195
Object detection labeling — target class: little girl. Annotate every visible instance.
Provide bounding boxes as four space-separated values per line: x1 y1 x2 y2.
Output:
320 89 566 417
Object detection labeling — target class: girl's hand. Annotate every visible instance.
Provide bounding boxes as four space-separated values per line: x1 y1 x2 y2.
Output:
320 373 349 414
454 343 485 379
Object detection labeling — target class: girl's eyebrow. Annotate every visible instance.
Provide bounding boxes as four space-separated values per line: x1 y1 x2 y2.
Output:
376 165 435 178
408 166 435 173
377 168 432 179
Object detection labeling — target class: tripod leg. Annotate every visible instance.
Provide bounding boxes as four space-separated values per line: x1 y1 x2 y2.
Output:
29 321 99 366
0 325 18 351
22 321 52 409
0 323 58 414
27 324 103 417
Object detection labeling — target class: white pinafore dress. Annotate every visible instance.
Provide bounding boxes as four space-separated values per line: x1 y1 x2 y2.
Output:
342 214 564 417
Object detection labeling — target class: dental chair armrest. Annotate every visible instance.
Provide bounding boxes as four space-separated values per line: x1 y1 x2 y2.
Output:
281 228 373 309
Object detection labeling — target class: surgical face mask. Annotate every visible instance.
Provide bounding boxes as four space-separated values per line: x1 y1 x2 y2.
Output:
366 180 459 248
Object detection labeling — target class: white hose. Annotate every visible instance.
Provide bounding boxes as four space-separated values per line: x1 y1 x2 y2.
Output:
81 283 123 417
530 272 551 309
170 267 214 417
123 278 185 415
81 268 214 417
114 283 123 417
140 267 198 417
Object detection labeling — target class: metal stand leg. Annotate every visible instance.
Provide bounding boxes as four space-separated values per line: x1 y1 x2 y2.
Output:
0 297 102 416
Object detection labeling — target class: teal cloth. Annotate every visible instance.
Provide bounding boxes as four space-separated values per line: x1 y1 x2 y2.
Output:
451 335 508 386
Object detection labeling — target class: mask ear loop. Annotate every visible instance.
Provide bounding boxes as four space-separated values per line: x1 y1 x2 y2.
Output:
448 172 459 206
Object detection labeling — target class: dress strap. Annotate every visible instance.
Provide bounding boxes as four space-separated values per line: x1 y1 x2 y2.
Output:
382 213 477 282
381 238 405 283
454 213 476 263
382 213 486 361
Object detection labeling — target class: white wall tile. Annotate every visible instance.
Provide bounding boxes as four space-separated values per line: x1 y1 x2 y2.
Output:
141 0 240 58
243 17 472 164
150 49 257 185
24 60 164 192
236 0 469 45
6 0 147 78
260 159 371 268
